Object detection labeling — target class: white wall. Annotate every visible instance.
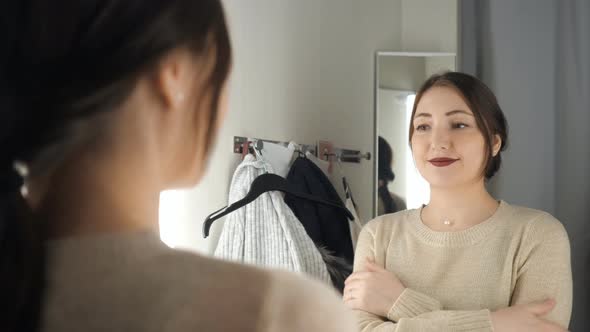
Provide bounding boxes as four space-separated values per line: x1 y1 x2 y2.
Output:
401 0 458 52
424 56 456 76
160 0 404 253
379 57 425 90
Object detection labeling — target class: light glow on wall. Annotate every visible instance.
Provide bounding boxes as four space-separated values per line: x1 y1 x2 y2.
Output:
404 94 430 209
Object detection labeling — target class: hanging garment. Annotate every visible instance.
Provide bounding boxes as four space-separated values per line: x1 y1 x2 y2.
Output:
284 157 354 264
259 141 294 178
341 176 363 250
346 197 363 250
305 151 330 176
214 155 330 284
316 245 352 294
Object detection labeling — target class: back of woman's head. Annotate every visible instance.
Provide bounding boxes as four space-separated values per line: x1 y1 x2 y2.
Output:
378 136 395 183
0 1 231 330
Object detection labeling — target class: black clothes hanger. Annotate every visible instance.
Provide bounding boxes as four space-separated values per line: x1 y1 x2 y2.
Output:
202 173 354 238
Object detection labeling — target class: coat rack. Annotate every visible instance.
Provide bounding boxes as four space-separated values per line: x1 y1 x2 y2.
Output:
232 136 371 163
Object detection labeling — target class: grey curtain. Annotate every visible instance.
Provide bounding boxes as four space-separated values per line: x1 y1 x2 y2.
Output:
555 2 590 331
460 0 590 330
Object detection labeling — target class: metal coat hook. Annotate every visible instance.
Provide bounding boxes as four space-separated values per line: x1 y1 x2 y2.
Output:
232 136 370 163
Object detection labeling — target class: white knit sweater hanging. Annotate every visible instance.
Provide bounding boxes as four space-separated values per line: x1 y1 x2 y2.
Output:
214 155 330 284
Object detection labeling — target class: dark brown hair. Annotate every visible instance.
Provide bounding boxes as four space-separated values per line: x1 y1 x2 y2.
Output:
409 72 508 180
0 1 232 330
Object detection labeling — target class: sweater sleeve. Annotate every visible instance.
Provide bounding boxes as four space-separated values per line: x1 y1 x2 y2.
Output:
356 309 493 331
386 288 442 321
509 214 573 328
353 224 493 330
354 223 442 321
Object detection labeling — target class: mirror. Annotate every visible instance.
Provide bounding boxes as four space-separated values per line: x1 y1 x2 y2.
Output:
374 52 456 216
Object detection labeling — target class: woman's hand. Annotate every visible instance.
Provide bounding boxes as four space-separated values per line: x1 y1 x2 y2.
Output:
491 299 568 332
343 259 406 317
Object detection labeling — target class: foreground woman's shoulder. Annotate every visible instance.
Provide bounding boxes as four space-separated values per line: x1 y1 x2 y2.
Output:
153 250 357 332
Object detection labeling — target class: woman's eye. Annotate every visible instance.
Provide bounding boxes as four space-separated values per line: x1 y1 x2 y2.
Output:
453 123 468 129
415 124 430 131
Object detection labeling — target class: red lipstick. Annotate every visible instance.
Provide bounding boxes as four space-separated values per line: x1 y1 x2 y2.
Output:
429 158 458 167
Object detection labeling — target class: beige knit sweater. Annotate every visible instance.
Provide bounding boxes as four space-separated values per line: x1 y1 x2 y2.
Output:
353 201 572 331
41 231 357 332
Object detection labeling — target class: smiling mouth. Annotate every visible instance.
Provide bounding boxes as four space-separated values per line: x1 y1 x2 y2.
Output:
428 158 459 167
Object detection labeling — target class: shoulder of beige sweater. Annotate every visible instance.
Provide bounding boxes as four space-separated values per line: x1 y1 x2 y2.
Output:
152 250 356 332
154 250 284 331
259 270 357 332
508 204 569 241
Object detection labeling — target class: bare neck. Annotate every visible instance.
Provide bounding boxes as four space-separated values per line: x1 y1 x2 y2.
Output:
421 180 499 231
29 149 162 239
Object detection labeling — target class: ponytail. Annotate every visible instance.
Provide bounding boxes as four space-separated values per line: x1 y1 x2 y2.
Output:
1 2 47 329
0 163 46 332
378 184 398 215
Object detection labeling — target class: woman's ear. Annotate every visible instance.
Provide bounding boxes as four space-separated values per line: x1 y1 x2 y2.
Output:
152 49 196 111
492 134 502 157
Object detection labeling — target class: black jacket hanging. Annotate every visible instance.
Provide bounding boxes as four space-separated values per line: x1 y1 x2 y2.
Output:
284 157 354 264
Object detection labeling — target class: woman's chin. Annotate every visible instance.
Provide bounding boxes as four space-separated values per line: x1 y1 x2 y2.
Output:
426 176 464 189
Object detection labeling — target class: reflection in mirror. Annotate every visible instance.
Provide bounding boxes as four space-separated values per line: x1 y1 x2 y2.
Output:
375 53 455 216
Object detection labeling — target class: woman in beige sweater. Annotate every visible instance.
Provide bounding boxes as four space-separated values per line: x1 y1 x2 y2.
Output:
0 1 355 331
344 72 572 332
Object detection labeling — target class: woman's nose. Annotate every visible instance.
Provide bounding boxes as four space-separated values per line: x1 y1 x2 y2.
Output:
430 128 451 151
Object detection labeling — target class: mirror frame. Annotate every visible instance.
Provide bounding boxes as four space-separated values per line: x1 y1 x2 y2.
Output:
372 51 457 218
